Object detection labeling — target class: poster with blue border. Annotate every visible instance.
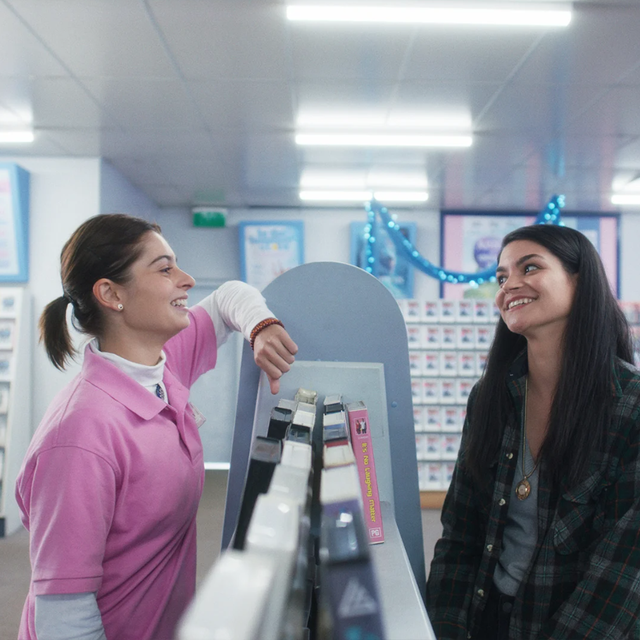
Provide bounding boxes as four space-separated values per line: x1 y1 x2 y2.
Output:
0 163 29 282
351 221 416 299
440 211 619 299
239 221 304 291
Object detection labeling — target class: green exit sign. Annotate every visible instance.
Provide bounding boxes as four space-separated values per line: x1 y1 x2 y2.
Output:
192 208 227 228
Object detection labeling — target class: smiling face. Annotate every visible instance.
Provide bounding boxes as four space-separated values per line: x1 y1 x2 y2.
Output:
495 239 577 340
115 231 196 348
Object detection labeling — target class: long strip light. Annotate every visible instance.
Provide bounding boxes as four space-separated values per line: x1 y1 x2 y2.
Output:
296 133 472 147
0 130 34 144
286 6 572 27
611 194 640 206
300 190 429 202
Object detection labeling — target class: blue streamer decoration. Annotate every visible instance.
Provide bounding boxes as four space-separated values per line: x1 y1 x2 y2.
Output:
363 195 565 287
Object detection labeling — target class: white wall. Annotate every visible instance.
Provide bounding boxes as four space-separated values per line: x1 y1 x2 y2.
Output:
99 160 161 221
2 157 163 432
8 158 101 430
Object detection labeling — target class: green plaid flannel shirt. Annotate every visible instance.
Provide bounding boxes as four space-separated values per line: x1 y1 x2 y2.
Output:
426 354 640 639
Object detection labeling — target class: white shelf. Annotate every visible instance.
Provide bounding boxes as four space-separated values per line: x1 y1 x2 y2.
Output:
0 288 31 537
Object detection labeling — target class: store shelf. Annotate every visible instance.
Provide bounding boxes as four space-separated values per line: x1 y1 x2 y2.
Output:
0 287 31 537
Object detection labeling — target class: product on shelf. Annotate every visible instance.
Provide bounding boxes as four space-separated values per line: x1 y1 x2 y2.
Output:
318 465 386 640
267 405 293 441
231 436 282 550
345 401 384 544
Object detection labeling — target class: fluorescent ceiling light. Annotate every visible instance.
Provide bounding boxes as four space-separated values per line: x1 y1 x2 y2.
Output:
299 190 428 202
296 133 472 147
374 191 429 202
300 190 373 201
286 6 572 27
611 194 640 206
297 113 472 130
300 170 428 189
0 130 34 143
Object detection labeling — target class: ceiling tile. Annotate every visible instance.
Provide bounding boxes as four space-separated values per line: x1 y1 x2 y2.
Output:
188 79 295 131
80 77 204 130
403 27 545 83
288 23 409 82
149 0 290 80
0 1 68 76
5 0 176 78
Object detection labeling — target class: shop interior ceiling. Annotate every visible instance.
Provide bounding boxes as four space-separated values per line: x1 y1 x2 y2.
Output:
1 0 640 213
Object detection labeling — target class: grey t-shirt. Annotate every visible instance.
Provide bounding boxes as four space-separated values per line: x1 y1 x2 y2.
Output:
493 440 539 596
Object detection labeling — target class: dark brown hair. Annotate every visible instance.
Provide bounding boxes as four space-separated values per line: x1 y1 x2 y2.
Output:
39 214 161 369
466 224 633 491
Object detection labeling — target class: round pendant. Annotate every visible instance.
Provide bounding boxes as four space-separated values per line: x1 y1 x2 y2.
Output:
515 478 531 500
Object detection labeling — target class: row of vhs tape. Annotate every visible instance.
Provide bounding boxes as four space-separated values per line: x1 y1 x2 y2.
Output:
399 298 500 324
407 323 495 350
410 350 488 377
411 377 474 405
418 461 456 492
414 405 467 433
416 432 462 461
179 388 388 640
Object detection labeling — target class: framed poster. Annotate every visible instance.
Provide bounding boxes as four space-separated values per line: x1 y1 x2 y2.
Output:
441 211 619 299
350 221 416 299
239 221 304 291
0 163 30 282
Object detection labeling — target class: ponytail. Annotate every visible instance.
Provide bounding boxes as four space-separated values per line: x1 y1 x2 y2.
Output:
39 295 75 370
42 214 161 370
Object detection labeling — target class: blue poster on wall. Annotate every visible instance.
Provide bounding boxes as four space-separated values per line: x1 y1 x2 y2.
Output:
350 221 416 299
238 221 304 291
0 163 30 282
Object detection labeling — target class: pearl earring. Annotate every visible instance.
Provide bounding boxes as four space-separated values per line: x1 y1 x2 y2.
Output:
117 304 124 311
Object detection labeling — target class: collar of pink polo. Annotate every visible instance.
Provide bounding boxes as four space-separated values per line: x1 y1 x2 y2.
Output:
80 345 189 421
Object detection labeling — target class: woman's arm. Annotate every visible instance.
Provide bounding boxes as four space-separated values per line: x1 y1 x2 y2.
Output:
197 281 297 394
35 593 106 640
196 281 273 346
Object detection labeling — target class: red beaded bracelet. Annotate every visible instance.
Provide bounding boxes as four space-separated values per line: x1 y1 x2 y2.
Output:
250 318 285 350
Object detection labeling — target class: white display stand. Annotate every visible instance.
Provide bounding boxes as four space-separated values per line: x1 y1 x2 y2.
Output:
0 287 31 537
197 261 434 639
181 360 434 639
224 262 425 589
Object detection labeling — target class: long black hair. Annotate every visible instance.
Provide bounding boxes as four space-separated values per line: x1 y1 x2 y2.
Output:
39 214 161 370
465 224 633 490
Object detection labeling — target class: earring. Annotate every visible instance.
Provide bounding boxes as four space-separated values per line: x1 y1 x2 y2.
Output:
117 304 124 311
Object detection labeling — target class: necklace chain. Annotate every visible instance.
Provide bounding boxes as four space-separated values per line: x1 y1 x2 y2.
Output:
522 377 539 480
515 377 539 500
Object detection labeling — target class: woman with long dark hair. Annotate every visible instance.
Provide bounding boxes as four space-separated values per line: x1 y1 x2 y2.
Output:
16 214 297 640
427 224 640 639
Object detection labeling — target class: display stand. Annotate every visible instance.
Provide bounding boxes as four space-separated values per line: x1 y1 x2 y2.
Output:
0 287 31 537
223 262 426 593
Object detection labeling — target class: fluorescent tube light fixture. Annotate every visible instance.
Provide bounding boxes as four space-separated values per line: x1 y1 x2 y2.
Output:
0 130 34 144
300 190 428 202
611 194 640 206
286 5 572 27
296 133 472 147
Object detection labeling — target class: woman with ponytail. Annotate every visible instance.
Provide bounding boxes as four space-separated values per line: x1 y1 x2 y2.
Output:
16 214 297 640
427 224 640 639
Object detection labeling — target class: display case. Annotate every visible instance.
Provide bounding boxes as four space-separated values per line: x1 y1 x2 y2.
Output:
398 298 497 507
0 287 31 537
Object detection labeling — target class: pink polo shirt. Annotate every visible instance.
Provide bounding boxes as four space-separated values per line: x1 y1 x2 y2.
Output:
16 306 217 640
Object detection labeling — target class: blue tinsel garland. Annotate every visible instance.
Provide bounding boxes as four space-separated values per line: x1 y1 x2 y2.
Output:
363 195 565 287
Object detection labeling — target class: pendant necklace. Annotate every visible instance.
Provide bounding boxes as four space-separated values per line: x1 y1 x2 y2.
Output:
515 377 539 501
